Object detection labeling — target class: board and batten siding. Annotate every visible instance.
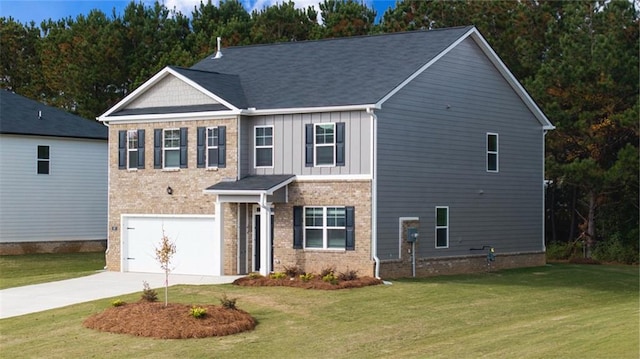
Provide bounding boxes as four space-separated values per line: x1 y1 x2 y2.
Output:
241 111 371 176
0 134 108 242
375 37 545 260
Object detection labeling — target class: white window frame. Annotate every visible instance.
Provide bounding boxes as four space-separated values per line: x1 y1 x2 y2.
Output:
314 123 335 167
254 125 274 168
487 132 499 172
304 206 346 250
126 130 138 169
37 145 50 175
206 127 218 168
163 128 180 169
435 206 449 248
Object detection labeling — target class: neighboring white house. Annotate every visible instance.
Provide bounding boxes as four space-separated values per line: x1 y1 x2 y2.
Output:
0 90 108 254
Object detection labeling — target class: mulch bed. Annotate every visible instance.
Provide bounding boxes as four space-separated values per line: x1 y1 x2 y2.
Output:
83 302 256 339
233 275 383 290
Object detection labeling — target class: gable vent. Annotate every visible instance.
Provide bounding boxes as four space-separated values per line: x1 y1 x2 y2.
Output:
213 37 223 59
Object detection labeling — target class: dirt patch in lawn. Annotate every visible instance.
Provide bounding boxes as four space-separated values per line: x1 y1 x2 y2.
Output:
83 302 256 339
233 275 383 290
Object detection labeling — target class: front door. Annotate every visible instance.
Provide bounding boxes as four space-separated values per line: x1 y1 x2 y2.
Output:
253 207 274 272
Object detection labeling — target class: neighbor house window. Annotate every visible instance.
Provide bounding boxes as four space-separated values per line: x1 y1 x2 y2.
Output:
487 133 498 172
292 206 355 250
305 122 345 167
255 126 273 167
127 130 138 169
435 206 449 248
206 127 219 167
37 145 49 174
163 129 180 168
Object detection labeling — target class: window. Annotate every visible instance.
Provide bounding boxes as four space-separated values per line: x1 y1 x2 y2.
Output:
293 206 354 250
255 126 273 167
206 127 219 167
435 206 449 248
305 122 345 167
163 129 180 168
487 133 498 172
127 130 138 169
197 126 225 168
37 145 49 174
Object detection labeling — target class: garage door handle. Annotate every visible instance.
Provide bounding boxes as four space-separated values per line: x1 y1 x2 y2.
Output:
126 257 135 260
127 227 135 230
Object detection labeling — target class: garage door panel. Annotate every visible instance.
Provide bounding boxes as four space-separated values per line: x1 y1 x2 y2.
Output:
123 216 217 276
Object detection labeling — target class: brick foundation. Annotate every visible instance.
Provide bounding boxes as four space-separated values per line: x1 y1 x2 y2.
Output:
379 252 546 278
0 240 107 255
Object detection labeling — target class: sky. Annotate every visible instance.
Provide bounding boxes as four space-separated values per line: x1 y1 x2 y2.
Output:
0 0 398 25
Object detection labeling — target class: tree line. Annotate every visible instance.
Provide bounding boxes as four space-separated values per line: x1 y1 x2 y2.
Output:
1 0 637 263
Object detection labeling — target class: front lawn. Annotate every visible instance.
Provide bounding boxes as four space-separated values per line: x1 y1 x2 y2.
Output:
0 264 637 358
0 252 105 289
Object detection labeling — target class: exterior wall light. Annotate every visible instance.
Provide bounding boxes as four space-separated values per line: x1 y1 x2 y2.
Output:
166 186 173 195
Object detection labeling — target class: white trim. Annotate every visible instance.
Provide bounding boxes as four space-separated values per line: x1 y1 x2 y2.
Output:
294 174 371 181
241 104 378 116
126 129 138 169
486 132 499 173
98 67 240 121
303 206 347 250
206 126 219 169
100 111 241 124
162 128 180 169
254 125 274 168
398 217 419 260
435 206 449 249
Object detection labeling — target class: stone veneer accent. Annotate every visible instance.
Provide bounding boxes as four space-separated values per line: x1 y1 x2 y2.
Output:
106 119 238 272
272 180 374 277
379 252 546 278
0 240 106 255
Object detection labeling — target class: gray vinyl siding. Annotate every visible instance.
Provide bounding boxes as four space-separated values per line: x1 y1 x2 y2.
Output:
241 111 371 176
375 38 544 260
0 134 108 243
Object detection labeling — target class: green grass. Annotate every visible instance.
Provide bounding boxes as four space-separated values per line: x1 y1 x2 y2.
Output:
0 252 105 289
0 264 637 358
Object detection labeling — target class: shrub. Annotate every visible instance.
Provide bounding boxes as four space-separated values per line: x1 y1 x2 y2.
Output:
338 269 359 281
270 272 287 280
219 293 237 310
111 299 125 307
141 280 158 302
322 272 338 285
248 272 263 279
283 265 304 278
592 235 640 264
319 266 336 278
545 241 573 261
189 306 207 318
299 273 314 282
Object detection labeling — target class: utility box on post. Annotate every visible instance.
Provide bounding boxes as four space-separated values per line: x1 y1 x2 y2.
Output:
407 228 419 243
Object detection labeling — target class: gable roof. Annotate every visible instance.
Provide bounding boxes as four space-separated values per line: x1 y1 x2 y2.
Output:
0 90 107 140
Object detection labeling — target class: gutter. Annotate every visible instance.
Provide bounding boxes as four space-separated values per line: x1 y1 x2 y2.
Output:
367 107 381 279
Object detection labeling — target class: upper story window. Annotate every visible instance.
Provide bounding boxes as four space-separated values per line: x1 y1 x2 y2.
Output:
435 206 449 248
154 128 187 169
292 206 355 251
255 126 273 167
197 126 226 169
206 127 219 167
487 133 499 172
305 122 345 167
118 129 145 170
163 129 180 168
37 145 49 174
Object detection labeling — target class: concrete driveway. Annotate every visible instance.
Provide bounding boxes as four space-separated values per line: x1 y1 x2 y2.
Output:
0 271 241 319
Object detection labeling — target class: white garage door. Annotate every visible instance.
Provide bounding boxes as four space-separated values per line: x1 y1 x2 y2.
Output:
122 215 218 276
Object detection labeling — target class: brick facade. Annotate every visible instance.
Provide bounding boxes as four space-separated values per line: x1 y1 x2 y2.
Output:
0 240 106 255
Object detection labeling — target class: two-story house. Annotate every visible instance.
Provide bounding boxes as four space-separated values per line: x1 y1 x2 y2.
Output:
98 26 554 278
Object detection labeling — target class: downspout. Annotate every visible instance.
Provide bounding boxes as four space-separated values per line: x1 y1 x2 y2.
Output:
367 108 380 279
542 129 548 252
101 120 110 270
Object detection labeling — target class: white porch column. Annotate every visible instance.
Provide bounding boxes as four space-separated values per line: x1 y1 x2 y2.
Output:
214 199 225 276
259 194 272 276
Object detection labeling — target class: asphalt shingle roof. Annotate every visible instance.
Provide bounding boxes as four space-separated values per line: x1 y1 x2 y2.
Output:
0 90 107 140
206 175 295 192
189 26 472 110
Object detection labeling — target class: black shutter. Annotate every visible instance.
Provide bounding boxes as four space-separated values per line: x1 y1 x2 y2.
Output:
293 206 303 249
118 130 126 169
137 129 145 169
336 122 345 166
154 129 162 169
218 126 226 168
197 127 205 168
345 206 355 250
305 124 314 167
179 127 188 168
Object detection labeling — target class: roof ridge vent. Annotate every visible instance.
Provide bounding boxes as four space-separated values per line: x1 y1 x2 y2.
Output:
213 37 223 59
